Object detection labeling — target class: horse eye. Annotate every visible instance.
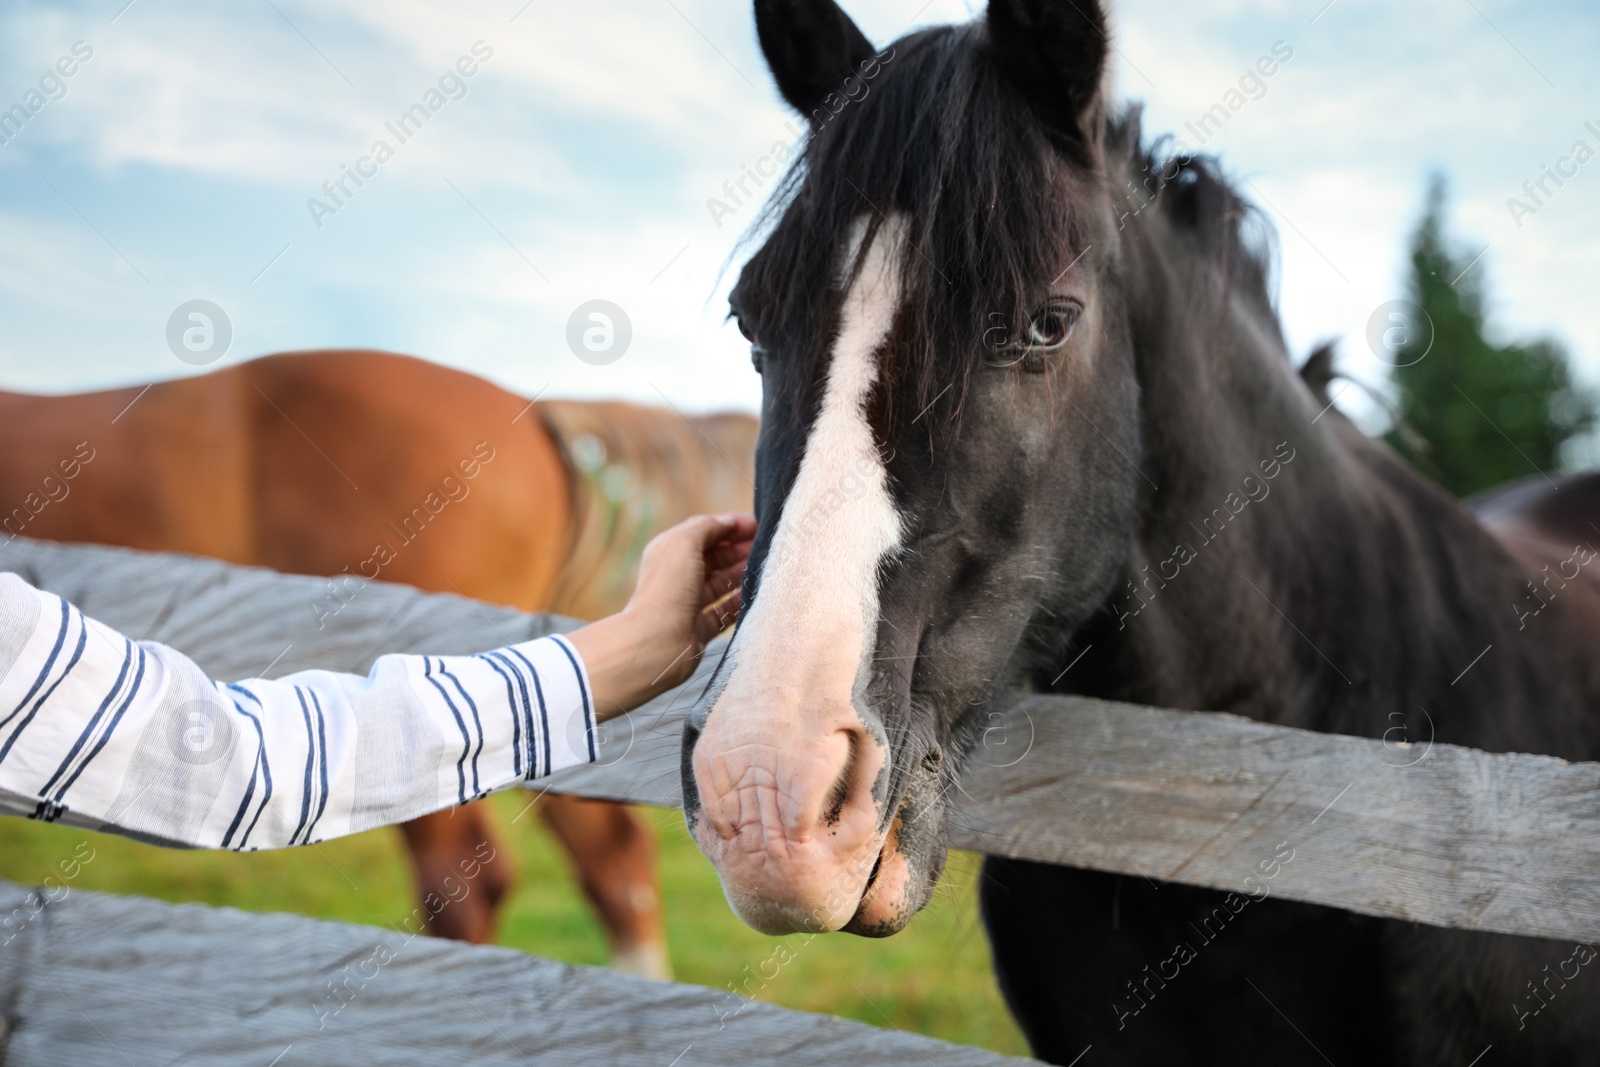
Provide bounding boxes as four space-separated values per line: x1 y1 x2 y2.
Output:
1027 303 1080 350
734 317 767 373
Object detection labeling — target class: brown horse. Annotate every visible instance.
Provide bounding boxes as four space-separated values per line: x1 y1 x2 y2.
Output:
0 349 756 978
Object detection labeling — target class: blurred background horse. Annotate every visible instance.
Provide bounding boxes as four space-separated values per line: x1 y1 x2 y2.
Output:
0 349 756 979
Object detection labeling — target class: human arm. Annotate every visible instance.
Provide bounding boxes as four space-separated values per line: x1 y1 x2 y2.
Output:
0 514 753 850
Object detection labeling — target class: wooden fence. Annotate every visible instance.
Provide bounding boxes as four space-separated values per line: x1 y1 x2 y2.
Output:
9 535 1596 944
0 878 1032 1066
3 534 1599 1059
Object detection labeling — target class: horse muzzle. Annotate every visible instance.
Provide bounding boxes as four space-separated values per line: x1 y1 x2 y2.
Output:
683 684 903 934
682 686 949 937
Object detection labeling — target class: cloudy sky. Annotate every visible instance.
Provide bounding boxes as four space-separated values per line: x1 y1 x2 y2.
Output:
0 0 1595 427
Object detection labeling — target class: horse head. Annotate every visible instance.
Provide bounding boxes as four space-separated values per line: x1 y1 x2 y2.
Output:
683 0 1146 936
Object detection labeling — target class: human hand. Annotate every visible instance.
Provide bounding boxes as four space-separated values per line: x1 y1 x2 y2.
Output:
566 513 756 721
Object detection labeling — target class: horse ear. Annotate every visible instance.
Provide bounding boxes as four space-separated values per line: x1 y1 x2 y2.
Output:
986 0 1108 160
754 0 876 122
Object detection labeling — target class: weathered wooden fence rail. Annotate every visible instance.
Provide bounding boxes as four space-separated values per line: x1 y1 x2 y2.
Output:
0 878 1034 1066
5 535 1599 949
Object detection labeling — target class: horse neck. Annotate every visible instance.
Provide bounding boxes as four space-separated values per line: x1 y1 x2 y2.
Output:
1084 204 1595 755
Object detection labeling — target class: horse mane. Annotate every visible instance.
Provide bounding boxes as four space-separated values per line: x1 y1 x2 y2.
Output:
1106 109 1283 338
743 21 1288 429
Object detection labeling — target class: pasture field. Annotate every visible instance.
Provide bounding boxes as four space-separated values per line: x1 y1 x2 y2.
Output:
0 790 1030 1056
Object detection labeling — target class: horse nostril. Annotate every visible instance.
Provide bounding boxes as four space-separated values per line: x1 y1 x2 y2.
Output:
680 718 705 815
820 731 861 827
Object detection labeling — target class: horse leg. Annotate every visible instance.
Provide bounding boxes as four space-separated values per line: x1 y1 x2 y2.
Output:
537 794 670 980
397 801 514 944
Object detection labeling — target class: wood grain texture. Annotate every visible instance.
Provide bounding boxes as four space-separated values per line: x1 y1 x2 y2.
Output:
0 879 1035 1065
8 536 1600 944
953 695 1600 945
556 691 1600 945
0 535 570 681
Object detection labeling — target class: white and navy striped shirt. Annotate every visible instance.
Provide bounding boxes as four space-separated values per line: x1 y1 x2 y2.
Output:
0 572 597 851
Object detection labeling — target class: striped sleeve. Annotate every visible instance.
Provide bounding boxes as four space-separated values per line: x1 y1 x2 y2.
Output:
0 572 597 850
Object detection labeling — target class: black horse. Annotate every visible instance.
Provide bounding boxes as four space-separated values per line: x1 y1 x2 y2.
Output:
681 1 1600 1063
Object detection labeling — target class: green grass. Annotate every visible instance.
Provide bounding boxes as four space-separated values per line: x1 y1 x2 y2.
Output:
0 791 1030 1057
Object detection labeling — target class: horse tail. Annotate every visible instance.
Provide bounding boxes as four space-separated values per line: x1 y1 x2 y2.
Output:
537 400 756 621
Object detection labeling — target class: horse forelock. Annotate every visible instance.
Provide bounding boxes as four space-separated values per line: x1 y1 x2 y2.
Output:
740 24 1087 433
738 24 1290 452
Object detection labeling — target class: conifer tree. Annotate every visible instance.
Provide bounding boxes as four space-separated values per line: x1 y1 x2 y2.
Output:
1385 176 1594 497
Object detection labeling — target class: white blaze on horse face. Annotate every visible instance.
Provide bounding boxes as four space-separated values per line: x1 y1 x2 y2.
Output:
745 216 905 694
691 218 906 932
